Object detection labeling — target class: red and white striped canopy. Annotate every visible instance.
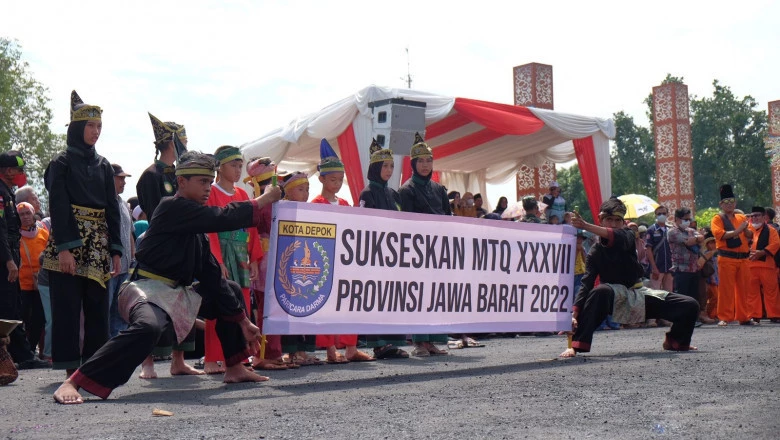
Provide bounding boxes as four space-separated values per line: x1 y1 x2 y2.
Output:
241 85 614 217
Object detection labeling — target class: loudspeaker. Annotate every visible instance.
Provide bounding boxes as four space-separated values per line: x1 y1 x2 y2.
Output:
368 98 427 156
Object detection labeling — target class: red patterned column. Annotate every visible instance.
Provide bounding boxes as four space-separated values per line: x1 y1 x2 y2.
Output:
768 100 780 219
514 63 556 200
652 83 695 214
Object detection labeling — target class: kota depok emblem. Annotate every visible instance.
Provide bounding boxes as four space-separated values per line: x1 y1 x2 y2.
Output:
275 221 336 317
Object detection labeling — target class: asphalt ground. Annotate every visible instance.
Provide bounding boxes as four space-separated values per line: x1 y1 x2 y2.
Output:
1 323 779 440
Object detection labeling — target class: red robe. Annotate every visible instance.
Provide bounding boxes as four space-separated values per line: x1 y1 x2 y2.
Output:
204 184 263 362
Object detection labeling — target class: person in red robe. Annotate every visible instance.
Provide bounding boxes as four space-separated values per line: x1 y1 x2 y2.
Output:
203 146 265 373
243 157 294 370
311 139 374 363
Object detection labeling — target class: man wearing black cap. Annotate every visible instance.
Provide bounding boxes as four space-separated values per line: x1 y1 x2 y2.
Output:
0 150 49 369
53 151 282 404
561 198 699 358
108 164 134 337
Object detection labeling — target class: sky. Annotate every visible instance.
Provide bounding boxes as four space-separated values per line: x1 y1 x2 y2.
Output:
3 0 779 205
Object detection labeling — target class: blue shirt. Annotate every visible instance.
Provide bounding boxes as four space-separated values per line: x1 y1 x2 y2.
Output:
645 223 673 273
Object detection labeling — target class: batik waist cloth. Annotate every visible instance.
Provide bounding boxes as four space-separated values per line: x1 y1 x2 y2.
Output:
117 278 202 344
603 282 669 324
41 204 111 288
218 229 251 288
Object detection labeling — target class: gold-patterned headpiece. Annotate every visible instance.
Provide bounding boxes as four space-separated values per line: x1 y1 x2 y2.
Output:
70 90 102 122
410 132 432 160
149 112 186 145
369 138 394 164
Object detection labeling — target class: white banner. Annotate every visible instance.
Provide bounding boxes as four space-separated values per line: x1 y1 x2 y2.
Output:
263 201 575 334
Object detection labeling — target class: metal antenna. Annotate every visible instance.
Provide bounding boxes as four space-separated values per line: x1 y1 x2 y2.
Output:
401 47 412 89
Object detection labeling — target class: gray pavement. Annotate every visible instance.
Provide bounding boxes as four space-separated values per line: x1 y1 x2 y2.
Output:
1 323 779 439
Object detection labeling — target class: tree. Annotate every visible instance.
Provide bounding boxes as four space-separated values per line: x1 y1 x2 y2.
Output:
556 163 592 222
690 81 769 211
611 111 656 197
1 38 65 209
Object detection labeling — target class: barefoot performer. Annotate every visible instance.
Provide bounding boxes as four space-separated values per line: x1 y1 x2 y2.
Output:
202 146 264 374
560 198 699 358
53 152 282 404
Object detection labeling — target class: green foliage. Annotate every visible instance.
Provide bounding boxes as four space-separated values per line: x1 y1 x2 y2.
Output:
0 38 65 209
695 207 720 230
556 164 593 222
690 81 768 211
611 111 656 197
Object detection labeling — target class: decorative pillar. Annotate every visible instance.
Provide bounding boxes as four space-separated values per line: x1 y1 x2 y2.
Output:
652 82 695 214
513 62 556 200
767 100 780 219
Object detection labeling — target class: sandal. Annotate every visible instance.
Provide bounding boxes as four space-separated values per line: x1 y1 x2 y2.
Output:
411 345 430 357
373 344 409 359
326 353 350 364
426 344 449 356
296 355 323 367
717 320 728 327
462 337 485 348
346 351 375 362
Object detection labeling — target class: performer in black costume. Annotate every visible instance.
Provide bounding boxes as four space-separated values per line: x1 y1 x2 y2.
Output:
42 91 124 373
398 133 450 356
0 150 49 369
53 152 282 404
358 139 409 359
135 112 187 220
560 198 699 358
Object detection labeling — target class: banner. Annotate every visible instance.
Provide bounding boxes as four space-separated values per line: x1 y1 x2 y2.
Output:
263 201 575 334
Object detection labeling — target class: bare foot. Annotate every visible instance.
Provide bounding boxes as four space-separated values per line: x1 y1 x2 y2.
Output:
139 355 158 379
171 360 206 376
170 350 205 376
559 348 576 358
252 359 288 370
53 379 83 404
203 361 226 375
223 363 270 383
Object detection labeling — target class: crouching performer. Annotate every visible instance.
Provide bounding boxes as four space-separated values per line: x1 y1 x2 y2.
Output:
54 152 282 404
560 198 699 358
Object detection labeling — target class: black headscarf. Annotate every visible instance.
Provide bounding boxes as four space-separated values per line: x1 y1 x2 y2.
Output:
367 161 386 186
66 120 96 155
411 158 432 183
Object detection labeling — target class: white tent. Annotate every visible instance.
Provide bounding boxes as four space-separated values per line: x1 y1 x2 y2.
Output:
241 85 614 215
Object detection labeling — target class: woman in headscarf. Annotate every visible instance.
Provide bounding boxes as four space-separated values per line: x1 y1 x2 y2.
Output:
42 91 124 376
357 140 409 359
398 133 449 357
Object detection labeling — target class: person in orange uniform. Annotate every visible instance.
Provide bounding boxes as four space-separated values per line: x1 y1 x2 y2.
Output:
310 139 374 364
710 185 754 326
747 206 780 322
203 146 265 374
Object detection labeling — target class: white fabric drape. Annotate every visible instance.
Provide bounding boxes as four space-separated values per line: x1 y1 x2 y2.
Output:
238 85 615 202
439 170 488 209
527 107 615 200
